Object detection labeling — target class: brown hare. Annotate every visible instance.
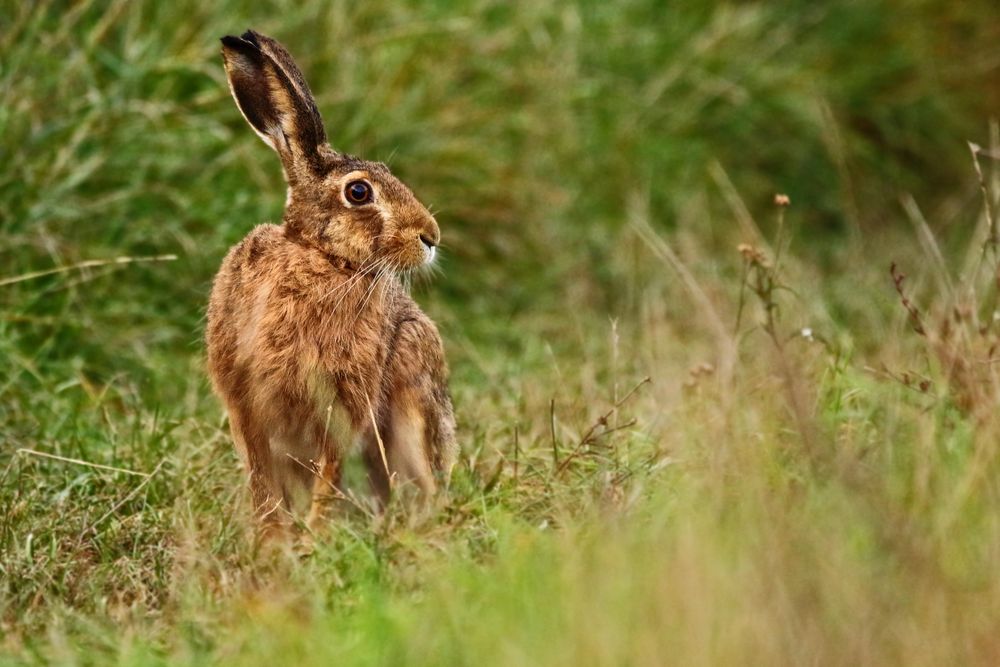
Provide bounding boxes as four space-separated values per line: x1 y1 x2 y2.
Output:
206 30 457 538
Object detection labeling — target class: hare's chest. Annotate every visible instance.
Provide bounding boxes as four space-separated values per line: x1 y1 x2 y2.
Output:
309 330 391 419
301 368 356 442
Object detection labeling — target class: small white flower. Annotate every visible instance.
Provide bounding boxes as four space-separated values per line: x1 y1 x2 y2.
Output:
801 327 814 340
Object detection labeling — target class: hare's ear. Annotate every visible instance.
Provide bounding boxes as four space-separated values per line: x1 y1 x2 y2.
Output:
220 30 327 177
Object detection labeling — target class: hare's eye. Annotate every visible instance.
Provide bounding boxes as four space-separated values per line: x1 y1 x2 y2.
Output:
345 180 373 205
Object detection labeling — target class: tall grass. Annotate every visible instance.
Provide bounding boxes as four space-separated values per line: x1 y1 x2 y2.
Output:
2 0 1000 664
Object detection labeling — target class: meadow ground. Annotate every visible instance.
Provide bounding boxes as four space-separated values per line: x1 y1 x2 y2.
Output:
3 1 1000 664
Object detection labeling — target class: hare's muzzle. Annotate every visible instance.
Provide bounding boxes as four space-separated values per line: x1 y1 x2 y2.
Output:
415 218 440 265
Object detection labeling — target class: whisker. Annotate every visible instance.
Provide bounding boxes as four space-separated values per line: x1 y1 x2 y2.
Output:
352 249 409 323
325 258 389 311
353 267 388 324
320 257 382 300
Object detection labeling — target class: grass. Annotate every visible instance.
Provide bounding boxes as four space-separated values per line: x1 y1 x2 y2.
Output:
3 0 1000 664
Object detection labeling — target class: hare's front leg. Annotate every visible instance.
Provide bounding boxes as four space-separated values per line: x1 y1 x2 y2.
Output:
305 428 343 530
366 317 457 503
227 405 287 539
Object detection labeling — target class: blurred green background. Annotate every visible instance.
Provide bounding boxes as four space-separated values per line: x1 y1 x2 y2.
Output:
2 0 1000 664
3 0 998 394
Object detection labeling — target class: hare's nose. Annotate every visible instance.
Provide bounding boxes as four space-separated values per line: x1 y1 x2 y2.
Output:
419 233 437 249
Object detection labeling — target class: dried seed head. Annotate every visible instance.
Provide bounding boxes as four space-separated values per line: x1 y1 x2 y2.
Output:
688 362 715 378
774 193 791 206
737 243 768 266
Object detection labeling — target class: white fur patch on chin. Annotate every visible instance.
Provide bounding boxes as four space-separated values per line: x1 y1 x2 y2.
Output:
424 245 436 265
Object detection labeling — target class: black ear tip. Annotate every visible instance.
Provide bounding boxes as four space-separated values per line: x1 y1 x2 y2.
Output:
241 30 262 46
221 30 262 49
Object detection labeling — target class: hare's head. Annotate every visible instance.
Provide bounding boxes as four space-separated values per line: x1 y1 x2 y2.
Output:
221 30 439 271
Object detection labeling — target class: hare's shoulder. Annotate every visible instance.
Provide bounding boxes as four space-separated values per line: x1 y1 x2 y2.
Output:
211 224 299 307
207 224 289 342
222 224 286 274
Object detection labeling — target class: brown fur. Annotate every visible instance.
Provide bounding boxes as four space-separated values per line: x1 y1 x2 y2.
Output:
206 31 457 533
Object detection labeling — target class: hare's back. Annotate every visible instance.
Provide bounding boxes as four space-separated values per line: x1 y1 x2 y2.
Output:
206 224 286 382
